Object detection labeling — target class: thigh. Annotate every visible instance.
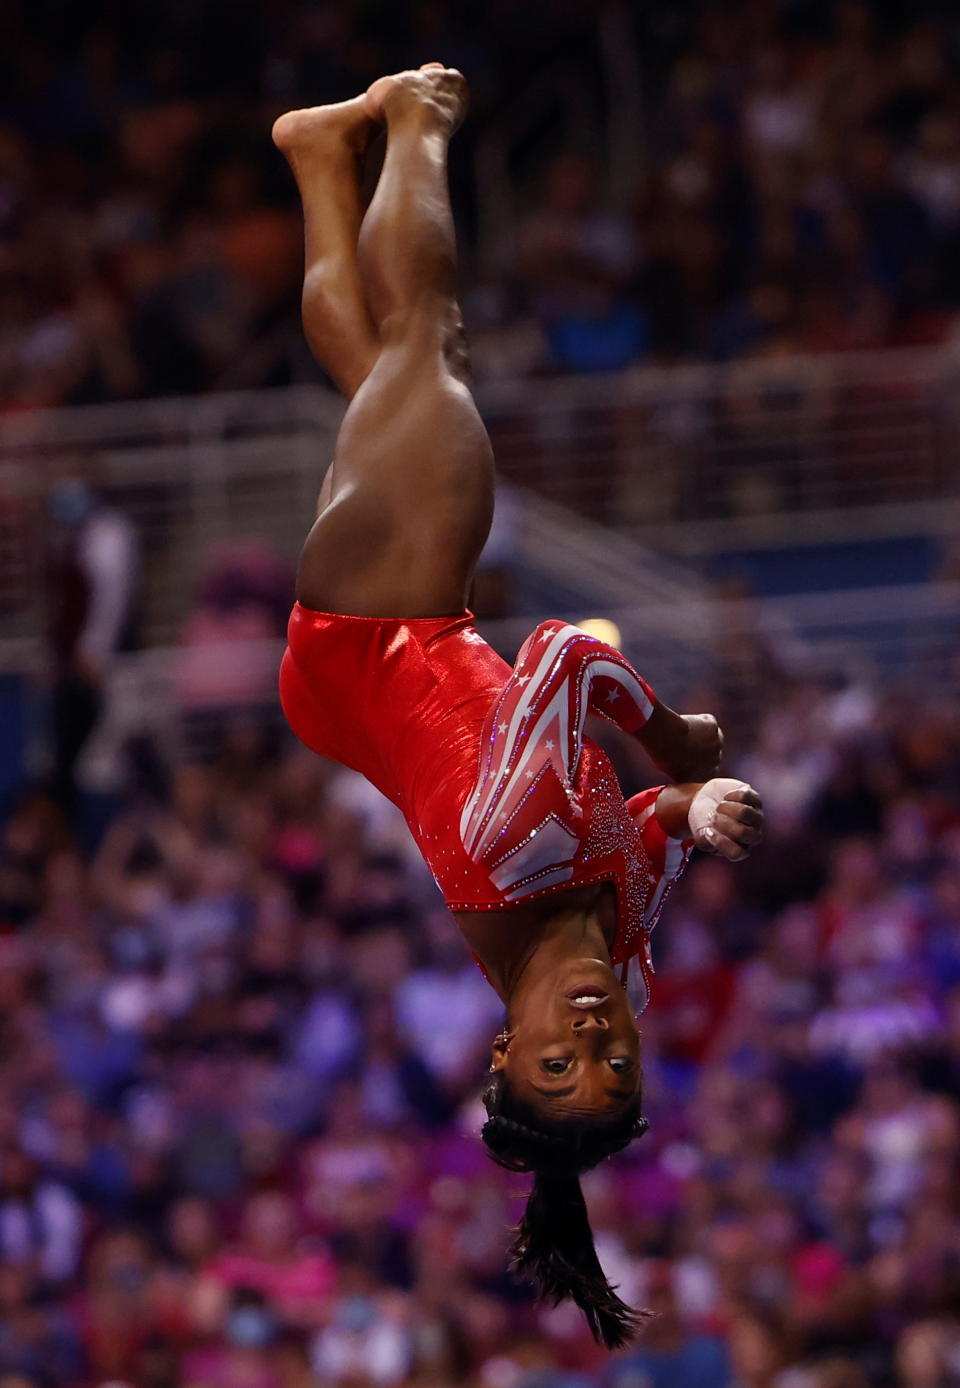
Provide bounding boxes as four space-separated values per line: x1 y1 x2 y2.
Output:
297 335 495 617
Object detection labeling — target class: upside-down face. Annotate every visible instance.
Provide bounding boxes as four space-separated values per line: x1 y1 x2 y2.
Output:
491 957 641 1124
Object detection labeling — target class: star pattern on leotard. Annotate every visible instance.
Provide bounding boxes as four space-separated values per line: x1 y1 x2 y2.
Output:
452 618 682 1006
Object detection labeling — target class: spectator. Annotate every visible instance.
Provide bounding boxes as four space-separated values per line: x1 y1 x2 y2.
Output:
0 6 959 1383
4 0 960 402
204 1191 334 1329
515 154 644 373
45 477 139 812
604 1262 732 1388
0 1145 83 1286
0 641 955 1380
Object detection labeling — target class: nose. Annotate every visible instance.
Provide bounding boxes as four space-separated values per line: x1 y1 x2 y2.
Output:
572 1014 608 1032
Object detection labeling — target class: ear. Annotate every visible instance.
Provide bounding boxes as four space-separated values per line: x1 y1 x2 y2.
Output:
489 1030 516 1071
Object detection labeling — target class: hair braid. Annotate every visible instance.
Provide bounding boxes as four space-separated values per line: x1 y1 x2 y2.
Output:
481 1073 650 1349
514 1168 647 1349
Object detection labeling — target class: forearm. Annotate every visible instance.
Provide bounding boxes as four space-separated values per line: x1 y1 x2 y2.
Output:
654 782 700 839
637 702 690 779
77 518 137 670
637 702 722 785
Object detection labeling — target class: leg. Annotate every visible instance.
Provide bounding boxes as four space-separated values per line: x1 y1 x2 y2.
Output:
293 68 495 618
52 674 102 812
273 97 380 401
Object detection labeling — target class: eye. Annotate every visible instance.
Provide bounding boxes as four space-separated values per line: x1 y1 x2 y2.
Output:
608 1058 631 1074
540 1058 572 1075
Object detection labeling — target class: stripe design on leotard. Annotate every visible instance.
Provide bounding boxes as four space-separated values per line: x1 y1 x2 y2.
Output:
459 621 656 901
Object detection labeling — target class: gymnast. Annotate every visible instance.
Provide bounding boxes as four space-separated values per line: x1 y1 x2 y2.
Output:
275 64 764 1347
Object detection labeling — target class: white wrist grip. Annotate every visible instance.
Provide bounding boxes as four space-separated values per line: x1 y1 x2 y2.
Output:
688 778 749 842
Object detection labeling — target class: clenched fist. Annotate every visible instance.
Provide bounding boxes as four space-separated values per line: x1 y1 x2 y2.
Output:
690 782 764 862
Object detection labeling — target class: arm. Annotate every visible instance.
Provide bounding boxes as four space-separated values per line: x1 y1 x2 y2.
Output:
655 779 764 861
567 630 755 854
637 703 725 785
567 628 724 785
76 512 137 676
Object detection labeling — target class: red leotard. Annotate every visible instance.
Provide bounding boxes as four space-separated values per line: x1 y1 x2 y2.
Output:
280 605 691 1008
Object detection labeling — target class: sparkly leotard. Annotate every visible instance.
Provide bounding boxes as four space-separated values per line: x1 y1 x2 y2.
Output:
280 607 691 1007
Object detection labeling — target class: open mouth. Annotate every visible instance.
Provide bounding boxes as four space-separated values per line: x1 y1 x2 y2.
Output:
565 988 610 1010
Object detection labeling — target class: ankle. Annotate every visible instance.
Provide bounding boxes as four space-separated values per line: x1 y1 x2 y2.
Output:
384 99 452 136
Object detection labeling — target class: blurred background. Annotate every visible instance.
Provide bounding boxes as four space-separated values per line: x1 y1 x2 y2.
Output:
1 1 960 1386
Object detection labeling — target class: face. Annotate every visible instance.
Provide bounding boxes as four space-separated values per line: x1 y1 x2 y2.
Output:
493 959 641 1121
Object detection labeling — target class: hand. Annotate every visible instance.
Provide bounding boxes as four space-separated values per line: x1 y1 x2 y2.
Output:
639 707 724 784
693 785 764 862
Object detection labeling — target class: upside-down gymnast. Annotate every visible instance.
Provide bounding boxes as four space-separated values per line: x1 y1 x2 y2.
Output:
275 65 764 1347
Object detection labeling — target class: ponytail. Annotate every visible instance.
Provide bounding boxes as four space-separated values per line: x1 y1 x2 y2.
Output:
513 1168 646 1349
481 1073 650 1350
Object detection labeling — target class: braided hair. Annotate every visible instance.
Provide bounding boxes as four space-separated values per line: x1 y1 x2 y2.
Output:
481 1071 650 1349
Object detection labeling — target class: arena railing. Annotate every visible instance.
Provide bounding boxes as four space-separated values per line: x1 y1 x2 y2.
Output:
2 343 958 689
0 380 706 659
475 343 960 552
55 576 956 788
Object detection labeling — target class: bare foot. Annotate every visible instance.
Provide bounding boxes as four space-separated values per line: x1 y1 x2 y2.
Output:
272 95 375 168
363 64 468 130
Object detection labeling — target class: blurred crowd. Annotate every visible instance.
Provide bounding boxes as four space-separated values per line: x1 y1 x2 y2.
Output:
6 0 960 409
0 639 959 1388
2 3 960 1388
